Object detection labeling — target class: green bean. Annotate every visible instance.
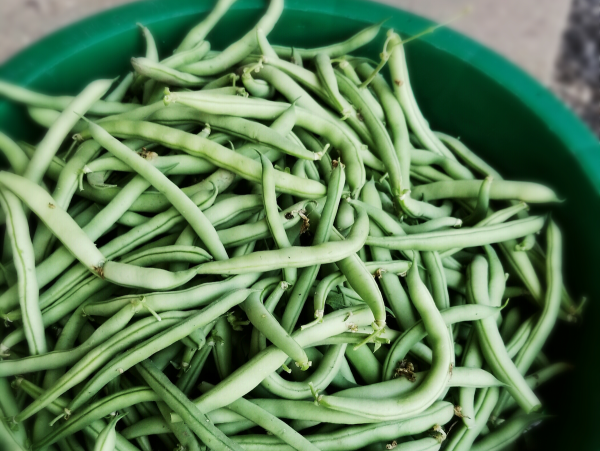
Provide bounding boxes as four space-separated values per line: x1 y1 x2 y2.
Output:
86 120 228 261
231 402 454 451
387 33 455 161
132 57 213 88
0 171 105 273
13 311 191 422
315 53 348 117
337 72 404 205
0 189 46 355
242 289 309 369
318 260 451 421
470 412 549 451
261 153 297 284
89 120 326 199
257 27 279 59
139 105 318 162
121 415 170 439
330 228 388 335
466 255 541 413
23 80 114 184
0 132 29 175
400 191 453 220
106 72 134 102
0 296 142 376
412 180 559 203
366 216 545 251
191 305 375 413
270 21 385 59
458 331 483 429
196 205 368 275
84 152 216 176
251 279 290 356
157 398 202 451
484 245 505 308
404 217 463 234
0 378 28 448
0 80 138 116
494 221 563 417
85 272 260 317
242 70 276 98
0 168 199 315
93 413 126 451
345 343 382 384
463 176 493 226
381 304 498 381
102 260 200 290
4 242 207 326
212 315 234 380
515 221 562 373
137 22 158 63
409 149 475 180
435 132 503 179
337 61 385 122
162 92 365 194
177 344 212 396
445 387 499 451
68 289 256 412
30 107 90 135
15 379 137 451
32 387 161 450
233 399 375 425
136 359 244 451
201 382 321 451
182 0 282 75
176 0 236 52
263 344 347 398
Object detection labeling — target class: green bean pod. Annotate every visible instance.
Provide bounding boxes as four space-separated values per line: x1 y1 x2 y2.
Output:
136 359 245 451
366 216 546 251
466 255 541 413
32 387 161 450
86 120 228 261
191 305 375 414
195 205 368 275
231 402 454 451
412 179 559 203
270 21 385 59
68 289 256 413
0 189 46 355
318 260 452 421
93 413 126 451
181 0 283 76
262 344 347 398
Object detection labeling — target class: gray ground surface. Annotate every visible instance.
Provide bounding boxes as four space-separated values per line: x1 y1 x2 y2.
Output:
554 0 600 135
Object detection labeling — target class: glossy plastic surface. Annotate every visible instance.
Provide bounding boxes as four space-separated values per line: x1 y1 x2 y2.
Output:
0 1 598 448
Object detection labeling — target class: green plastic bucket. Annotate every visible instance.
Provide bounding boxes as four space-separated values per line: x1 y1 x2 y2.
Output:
0 1 598 448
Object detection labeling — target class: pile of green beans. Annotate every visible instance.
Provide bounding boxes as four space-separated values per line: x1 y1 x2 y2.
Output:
0 0 577 450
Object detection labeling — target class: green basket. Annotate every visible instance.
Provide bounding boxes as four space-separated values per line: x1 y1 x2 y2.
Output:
1 1 598 448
